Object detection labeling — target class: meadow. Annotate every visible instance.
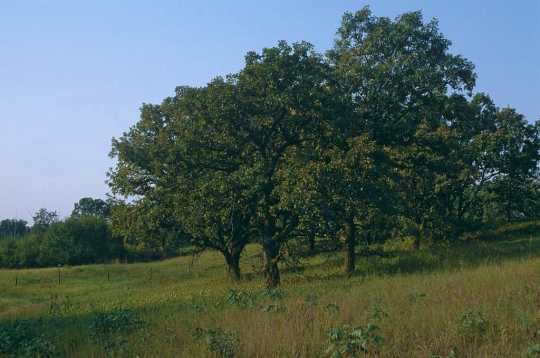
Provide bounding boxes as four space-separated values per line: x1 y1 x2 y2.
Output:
2 224 540 357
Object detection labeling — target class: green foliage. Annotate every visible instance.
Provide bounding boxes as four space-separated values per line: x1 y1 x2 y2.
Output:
110 201 187 260
225 289 256 309
108 39 334 287
304 292 320 307
527 344 540 357
11 234 41 267
193 327 239 358
464 221 540 241
103 5 540 288
325 324 383 357
330 7 476 145
457 308 488 338
71 197 111 218
40 216 119 266
368 302 389 321
0 219 29 240
32 208 59 233
262 288 285 301
0 320 55 357
0 216 123 268
2 235 540 356
2 5 536 293
89 308 144 352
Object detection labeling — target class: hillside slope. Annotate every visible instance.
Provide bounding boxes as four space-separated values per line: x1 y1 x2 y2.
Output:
2 233 540 357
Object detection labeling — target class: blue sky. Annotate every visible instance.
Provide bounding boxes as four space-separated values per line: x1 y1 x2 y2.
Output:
1 0 539 222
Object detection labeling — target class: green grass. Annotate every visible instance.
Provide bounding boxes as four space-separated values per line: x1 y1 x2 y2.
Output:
2 231 540 357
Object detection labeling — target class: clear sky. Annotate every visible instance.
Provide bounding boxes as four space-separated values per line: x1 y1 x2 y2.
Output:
1 0 539 222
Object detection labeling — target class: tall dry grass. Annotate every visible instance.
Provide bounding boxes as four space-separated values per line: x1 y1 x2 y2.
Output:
1 232 540 357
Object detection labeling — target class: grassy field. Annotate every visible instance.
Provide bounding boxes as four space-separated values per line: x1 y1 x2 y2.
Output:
2 230 540 357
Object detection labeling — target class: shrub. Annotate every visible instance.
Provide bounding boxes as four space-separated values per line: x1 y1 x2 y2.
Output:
430 346 458 358
527 344 540 357
325 324 382 357
88 308 144 352
368 302 388 321
193 327 238 358
0 239 17 267
262 288 285 301
40 216 120 266
462 220 540 241
12 234 41 267
225 289 256 309
0 320 54 357
457 309 487 338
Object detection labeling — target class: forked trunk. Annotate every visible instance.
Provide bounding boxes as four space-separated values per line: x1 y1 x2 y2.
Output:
413 236 421 251
308 234 316 253
224 251 241 281
413 222 423 251
263 241 280 288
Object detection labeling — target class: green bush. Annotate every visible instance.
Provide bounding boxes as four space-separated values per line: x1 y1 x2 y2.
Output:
325 323 382 357
0 320 55 357
462 221 540 241
457 309 487 338
225 289 256 309
88 308 144 352
193 327 239 358
527 344 540 357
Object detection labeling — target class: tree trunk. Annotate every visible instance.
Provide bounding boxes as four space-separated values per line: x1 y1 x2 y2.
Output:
413 222 423 251
262 241 280 288
505 199 513 223
413 236 421 251
342 219 356 275
224 251 241 281
308 233 316 254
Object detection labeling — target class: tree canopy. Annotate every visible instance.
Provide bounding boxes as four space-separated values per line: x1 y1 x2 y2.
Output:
107 7 540 287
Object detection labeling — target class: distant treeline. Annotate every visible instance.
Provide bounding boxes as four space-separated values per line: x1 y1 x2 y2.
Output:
0 198 189 268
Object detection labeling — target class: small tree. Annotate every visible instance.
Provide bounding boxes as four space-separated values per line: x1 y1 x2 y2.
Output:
39 216 120 266
486 109 540 222
71 197 111 219
32 208 59 234
299 135 391 274
0 219 29 240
